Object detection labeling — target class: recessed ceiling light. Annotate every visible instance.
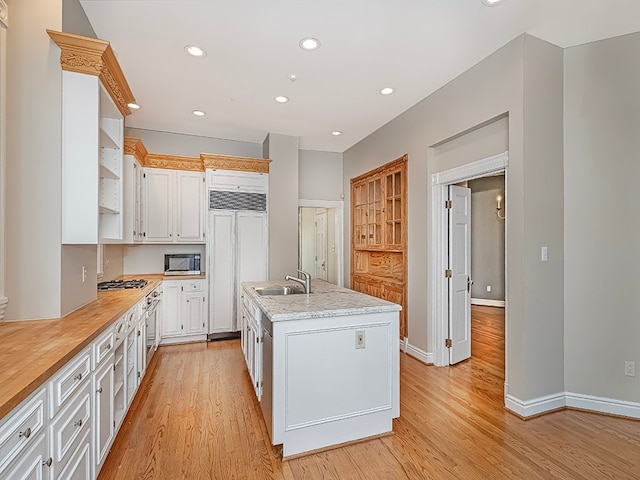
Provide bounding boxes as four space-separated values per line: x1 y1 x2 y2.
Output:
299 37 321 51
127 103 141 110
289 74 297 82
275 96 289 103
192 110 206 116
331 131 342 136
482 0 505 6
380 87 395 95
185 45 206 57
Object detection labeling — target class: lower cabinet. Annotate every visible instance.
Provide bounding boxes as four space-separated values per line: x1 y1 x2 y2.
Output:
161 279 207 343
241 287 262 400
93 353 114 472
0 431 48 480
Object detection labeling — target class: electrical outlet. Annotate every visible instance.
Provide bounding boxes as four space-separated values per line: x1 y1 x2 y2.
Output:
355 330 365 349
486 285 492 292
82 265 87 283
625 361 636 377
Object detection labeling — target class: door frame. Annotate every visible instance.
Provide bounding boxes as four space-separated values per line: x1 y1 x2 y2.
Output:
298 199 344 286
430 152 508 367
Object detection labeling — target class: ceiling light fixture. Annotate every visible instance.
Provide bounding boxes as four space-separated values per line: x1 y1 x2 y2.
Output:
482 0 505 6
127 103 141 110
299 37 321 51
289 74 297 82
192 110 206 116
380 87 395 95
185 45 206 57
275 96 289 103
331 131 342 136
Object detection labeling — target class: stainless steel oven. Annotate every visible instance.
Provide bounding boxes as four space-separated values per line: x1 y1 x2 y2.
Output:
144 288 161 365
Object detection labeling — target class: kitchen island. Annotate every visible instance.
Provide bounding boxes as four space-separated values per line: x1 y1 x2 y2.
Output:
241 279 401 458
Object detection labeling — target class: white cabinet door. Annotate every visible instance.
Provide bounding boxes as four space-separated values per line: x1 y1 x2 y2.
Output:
137 316 147 383
144 169 173 242
209 211 235 333
122 155 143 243
184 292 206 335
0 433 48 480
176 171 205 243
161 282 182 337
237 212 268 332
93 355 114 471
56 435 90 480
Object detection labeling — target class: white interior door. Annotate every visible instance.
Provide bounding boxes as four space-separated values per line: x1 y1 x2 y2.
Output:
314 209 328 281
448 185 472 365
209 211 235 333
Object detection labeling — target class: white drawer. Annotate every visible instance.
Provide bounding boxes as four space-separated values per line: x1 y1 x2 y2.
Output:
207 170 268 192
93 328 114 369
0 388 46 475
48 347 91 418
113 315 127 347
185 280 204 292
49 381 91 477
0 431 47 480
125 307 138 333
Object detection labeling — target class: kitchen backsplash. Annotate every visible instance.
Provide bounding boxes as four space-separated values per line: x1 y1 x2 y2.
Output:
122 244 206 275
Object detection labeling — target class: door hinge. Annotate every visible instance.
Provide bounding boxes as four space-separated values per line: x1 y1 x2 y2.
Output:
445 200 452 209
138 330 141 336
113 364 115 372
181 325 184 330
113 420 116 428
143 173 146 178
445 338 452 348
137 372 141 378
445 269 452 278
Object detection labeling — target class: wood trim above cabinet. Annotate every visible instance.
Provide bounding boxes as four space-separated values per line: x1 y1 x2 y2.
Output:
201 153 271 174
123 137 148 165
46 29 136 117
144 153 204 172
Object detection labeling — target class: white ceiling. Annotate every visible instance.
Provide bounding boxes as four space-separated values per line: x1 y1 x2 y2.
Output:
79 0 640 153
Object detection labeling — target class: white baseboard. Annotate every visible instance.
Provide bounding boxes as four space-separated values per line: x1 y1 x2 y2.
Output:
506 391 640 420
471 298 505 307
566 392 640 419
404 342 433 364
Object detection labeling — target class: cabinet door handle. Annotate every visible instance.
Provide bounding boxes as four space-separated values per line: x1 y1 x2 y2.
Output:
19 427 31 438
97 387 103 394
43 457 52 467
74 372 83 381
74 419 83 428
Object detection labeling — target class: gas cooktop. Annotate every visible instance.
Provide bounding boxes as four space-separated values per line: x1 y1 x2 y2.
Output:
97 279 148 291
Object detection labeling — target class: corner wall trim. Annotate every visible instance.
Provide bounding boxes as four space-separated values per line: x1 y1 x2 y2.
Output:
505 393 566 418
404 342 433 365
471 298 505 307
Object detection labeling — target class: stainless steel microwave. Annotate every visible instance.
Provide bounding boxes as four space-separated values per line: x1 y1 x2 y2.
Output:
164 254 201 276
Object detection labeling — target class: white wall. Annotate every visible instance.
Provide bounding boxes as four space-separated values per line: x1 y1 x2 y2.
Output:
125 127 262 158
299 149 343 201
265 133 299 280
123 244 206 275
564 32 640 403
103 244 124 281
344 34 565 404
299 208 315 276
6 0 64 320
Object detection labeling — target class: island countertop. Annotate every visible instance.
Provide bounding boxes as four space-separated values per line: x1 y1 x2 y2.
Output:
242 279 401 322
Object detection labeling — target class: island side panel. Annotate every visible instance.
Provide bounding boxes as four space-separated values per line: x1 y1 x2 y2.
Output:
271 310 399 456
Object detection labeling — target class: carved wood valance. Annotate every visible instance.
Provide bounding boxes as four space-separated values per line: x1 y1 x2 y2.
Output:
46 29 136 117
201 153 271 173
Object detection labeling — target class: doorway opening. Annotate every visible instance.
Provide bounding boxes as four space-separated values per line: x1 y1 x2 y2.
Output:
298 200 344 286
431 152 508 370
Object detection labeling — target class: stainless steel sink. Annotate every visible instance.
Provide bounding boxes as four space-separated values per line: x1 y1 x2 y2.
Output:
254 286 304 296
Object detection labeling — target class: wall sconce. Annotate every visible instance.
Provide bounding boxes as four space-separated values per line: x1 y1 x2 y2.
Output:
496 195 505 220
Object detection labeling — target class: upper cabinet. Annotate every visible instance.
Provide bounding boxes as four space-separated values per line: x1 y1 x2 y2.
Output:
47 30 136 244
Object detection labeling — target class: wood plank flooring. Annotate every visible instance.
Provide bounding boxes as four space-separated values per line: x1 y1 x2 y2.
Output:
99 306 640 479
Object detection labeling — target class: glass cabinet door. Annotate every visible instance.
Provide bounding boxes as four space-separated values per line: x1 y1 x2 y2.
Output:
367 178 382 245
385 170 402 247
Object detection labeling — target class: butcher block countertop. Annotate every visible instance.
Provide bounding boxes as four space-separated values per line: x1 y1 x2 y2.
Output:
0 273 203 420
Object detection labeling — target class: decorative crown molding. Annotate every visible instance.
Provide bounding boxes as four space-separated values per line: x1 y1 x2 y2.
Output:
0 0 8 29
123 137 148 165
46 30 136 117
201 153 271 174
144 153 204 172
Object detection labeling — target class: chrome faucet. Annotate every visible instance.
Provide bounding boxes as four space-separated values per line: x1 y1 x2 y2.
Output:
285 269 311 294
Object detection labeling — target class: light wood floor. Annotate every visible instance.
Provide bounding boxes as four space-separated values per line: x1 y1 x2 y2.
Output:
99 306 640 479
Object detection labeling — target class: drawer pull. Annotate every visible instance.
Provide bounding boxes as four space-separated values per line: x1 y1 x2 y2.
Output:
74 419 83 428
43 457 52 467
97 387 103 394
74 372 83 381
19 427 31 438
105 343 111 350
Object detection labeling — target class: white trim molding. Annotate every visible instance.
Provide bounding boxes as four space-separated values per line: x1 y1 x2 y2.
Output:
404 342 433 365
471 298 505 307
0 0 7 321
506 392 640 420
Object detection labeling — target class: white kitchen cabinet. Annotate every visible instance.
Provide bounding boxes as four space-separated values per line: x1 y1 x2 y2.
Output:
161 280 207 343
92 353 114 473
122 154 144 243
208 211 267 335
0 432 48 480
55 432 90 480
144 169 205 244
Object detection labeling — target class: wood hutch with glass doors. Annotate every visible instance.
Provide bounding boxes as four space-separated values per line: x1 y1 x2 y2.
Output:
350 155 408 339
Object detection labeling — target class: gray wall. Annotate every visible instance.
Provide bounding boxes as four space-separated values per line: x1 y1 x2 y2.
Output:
62 0 97 38
344 34 565 403
299 149 343 201
469 176 505 301
564 32 640 402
